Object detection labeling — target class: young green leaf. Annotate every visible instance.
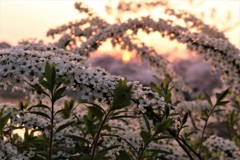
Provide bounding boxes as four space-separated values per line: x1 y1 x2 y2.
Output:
29 111 51 119
27 104 50 111
181 112 188 126
88 106 104 122
83 115 95 136
140 130 151 144
53 86 66 102
111 79 133 111
216 88 229 102
154 117 174 135
0 112 11 133
142 113 151 134
44 62 56 92
39 77 50 91
150 82 159 93
55 121 75 133
216 100 229 107
204 92 212 107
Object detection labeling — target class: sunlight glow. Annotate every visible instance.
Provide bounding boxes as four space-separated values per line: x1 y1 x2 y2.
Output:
122 51 131 63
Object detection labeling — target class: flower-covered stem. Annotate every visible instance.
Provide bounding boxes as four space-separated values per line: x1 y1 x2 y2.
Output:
90 109 112 160
111 1 227 39
75 16 240 97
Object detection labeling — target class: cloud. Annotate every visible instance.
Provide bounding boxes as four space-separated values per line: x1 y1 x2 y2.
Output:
88 55 155 85
90 54 222 97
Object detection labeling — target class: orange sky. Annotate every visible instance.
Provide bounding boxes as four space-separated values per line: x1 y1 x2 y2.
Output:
0 0 108 45
0 0 239 51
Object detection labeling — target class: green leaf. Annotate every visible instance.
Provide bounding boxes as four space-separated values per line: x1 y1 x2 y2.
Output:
216 88 229 102
109 115 136 120
12 134 19 143
56 77 67 88
53 86 66 102
44 62 56 92
150 82 159 93
181 112 188 125
19 100 29 110
154 117 173 135
0 112 11 132
32 83 48 96
65 99 76 110
147 149 170 155
54 109 66 117
24 128 29 142
232 98 240 110
142 113 151 134
44 62 51 82
27 104 50 111
55 121 75 133
0 111 2 119
87 108 94 120
216 100 229 106
55 100 75 119
83 115 95 136
164 106 170 117
111 79 133 111
153 135 172 141
89 106 104 122
39 78 50 91
117 150 132 160
204 92 212 107
29 111 50 119
140 130 151 144
87 102 106 113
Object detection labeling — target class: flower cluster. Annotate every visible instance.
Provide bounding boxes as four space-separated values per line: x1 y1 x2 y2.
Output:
0 44 177 159
0 43 167 115
0 141 36 160
203 135 240 159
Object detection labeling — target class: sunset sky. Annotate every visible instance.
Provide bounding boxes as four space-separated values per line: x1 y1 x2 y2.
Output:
0 0 108 45
0 0 239 50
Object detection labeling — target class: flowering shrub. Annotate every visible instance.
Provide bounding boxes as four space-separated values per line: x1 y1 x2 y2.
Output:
1 0 240 160
47 1 240 100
